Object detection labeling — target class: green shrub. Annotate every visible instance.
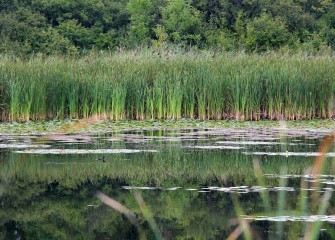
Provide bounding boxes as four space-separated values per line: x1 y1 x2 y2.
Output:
245 13 289 51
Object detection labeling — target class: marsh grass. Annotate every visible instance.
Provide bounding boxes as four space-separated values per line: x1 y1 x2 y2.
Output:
0 51 334 122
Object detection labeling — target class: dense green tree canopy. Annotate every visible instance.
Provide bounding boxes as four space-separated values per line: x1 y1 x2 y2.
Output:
127 0 153 45
0 0 334 54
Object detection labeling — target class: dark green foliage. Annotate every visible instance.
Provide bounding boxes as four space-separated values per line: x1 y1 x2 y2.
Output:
162 0 202 43
56 20 94 49
245 13 289 51
127 0 153 46
0 0 334 53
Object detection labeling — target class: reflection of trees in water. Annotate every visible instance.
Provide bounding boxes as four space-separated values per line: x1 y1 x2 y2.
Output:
1 132 333 239
0 178 248 239
2 176 327 239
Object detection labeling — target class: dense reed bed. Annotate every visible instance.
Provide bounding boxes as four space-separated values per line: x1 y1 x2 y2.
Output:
1 51 334 121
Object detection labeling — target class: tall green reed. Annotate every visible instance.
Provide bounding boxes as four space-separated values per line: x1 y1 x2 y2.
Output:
0 51 334 122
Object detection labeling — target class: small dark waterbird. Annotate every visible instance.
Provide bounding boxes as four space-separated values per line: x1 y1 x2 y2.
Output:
98 156 105 162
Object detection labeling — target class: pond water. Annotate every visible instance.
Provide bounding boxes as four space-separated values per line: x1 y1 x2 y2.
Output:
1 127 335 239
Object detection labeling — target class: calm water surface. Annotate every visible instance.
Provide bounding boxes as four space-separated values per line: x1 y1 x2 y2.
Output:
1 127 335 239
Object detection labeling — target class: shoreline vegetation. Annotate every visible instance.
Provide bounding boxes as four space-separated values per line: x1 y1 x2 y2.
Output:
0 118 334 134
1 51 335 123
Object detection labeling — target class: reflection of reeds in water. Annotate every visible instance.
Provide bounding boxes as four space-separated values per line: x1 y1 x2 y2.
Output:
1 52 335 122
2 129 334 238
91 132 335 239
0 147 322 187
230 132 335 239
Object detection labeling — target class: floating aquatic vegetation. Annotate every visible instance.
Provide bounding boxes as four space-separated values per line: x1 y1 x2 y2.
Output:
118 185 333 193
40 134 93 143
321 181 335 185
245 137 280 141
122 186 157 190
121 186 181 191
243 215 335 223
116 134 144 139
0 135 38 141
113 134 205 143
157 138 182 142
198 185 297 193
164 187 182 191
243 152 335 157
185 145 246 150
105 137 122 142
216 141 288 145
0 143 50 149
126 139 149 143
217 140 315 146
265 174 335 179
202 186 222 190
15 149 158 154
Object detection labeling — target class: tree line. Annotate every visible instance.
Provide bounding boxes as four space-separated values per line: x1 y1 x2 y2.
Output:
0 0 334 55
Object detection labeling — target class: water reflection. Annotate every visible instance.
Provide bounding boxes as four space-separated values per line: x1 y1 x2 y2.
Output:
0 128 334 239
